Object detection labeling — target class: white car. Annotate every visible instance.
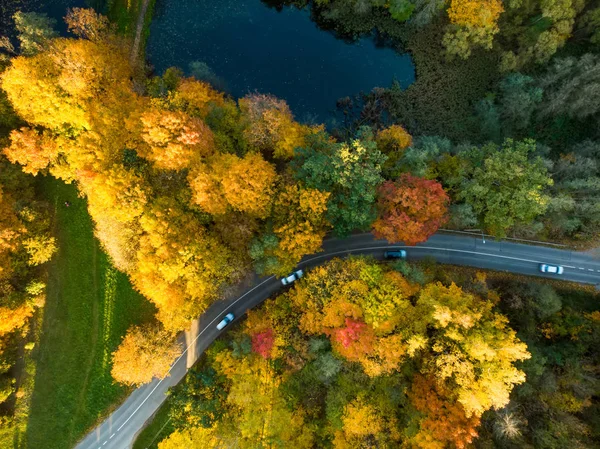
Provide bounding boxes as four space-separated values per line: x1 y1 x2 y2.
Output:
216 313 234 330
539 264 564 275
281 269 303 286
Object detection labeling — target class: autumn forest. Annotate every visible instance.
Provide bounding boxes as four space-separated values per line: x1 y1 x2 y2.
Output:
0 0 599 448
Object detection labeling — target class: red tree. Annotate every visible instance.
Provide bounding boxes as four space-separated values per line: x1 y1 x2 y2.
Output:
331 318 375 362
372 174 449 245
251 328 275 359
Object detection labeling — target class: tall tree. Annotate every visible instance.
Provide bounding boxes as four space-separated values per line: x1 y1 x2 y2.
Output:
372 174 449 245
459 139 552 237
111 324 182 386
293 129 385 236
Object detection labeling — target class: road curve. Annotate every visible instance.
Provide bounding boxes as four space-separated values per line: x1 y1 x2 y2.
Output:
75 232 600 449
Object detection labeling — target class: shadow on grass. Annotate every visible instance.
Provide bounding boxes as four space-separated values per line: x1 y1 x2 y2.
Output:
24 177 156 449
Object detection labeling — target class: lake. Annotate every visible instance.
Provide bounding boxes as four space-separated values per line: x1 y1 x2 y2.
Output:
147 0 415 124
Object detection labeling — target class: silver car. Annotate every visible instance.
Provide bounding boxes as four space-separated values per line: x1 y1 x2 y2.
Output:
281 269 303 286
216 313 234 330
539 264 564 275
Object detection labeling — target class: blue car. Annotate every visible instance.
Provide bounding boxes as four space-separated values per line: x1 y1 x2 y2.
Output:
216 313 234 330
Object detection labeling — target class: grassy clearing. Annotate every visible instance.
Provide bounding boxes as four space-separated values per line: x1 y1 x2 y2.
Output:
132 400 174 449
24 177 156 449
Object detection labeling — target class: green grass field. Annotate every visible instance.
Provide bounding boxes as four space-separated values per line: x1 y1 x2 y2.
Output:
24 178 156 449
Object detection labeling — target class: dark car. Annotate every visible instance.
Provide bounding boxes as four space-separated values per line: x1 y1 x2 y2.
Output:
384 250 407 259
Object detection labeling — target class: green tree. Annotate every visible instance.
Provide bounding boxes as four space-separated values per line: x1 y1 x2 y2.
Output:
459 139 553 237
13 11 57 56
293 129 385 236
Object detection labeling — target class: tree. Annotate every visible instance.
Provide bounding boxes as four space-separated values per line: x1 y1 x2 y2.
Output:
13 11 57 56
538 54 600 120
416 282 531 417
65 8 109 41
293 129 385 236
3 128 59 175
140 109 215 170
443 0 503 58
189 152 277 218
111 325 182 386
372 174 449 245
376 124 413 177
23 235 56 265
252 183 330 276
239 93 314 158
251 328 275 359
459 139 553 237
408 374 480 448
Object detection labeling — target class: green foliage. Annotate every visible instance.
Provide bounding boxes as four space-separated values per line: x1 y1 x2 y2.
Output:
13 11 58 56
459 139 553 237
292 128 385 236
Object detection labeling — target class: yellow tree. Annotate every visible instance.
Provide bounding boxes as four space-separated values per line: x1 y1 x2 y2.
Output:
140 109 215 170
111 324 182 386
239 93 315 158
444 0 504 58
189 152 277 218
3 128 58 175
417 282 530 417
271 184 330 274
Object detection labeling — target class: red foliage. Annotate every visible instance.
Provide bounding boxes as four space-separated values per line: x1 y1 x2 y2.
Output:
331 318 375 362
333 318 367 348
251 328 275 359
372 174 449 246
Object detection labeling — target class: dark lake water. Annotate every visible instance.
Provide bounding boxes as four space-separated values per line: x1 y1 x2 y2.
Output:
0 0 93 39
147 0 415 124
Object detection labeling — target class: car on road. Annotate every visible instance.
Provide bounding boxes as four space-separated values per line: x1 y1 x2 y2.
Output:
539 264 564 275
281 269 303 285
216 313 235 330
384 250 407 259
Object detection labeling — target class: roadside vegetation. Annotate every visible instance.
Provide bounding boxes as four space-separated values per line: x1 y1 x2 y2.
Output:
154 258 600 448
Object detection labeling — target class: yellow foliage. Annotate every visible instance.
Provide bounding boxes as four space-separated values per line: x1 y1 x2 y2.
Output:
189 152 278 217
0 303 35 337
111 325 182 386
140 109 215 170
3 128 59 175
448 0 504 28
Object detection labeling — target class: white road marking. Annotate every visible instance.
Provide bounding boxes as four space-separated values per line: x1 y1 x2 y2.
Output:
303 245 579 269
110 434 115 439
115 276 274 433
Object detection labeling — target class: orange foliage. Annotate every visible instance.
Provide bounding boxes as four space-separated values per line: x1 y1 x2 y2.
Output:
3 128 58 175
330 318 376 362
372 174 449 245
140 109 215 170
408 374 480 449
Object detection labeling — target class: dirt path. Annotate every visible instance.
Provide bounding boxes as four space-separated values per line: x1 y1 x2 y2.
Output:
130 0 151 65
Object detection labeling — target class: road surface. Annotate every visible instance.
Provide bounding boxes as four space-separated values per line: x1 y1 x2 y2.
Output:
75 232 600 449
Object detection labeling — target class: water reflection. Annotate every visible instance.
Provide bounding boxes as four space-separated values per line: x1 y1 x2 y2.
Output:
147 0 415 124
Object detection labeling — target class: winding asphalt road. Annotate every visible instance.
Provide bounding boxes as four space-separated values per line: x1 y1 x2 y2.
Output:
75 232 600 449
